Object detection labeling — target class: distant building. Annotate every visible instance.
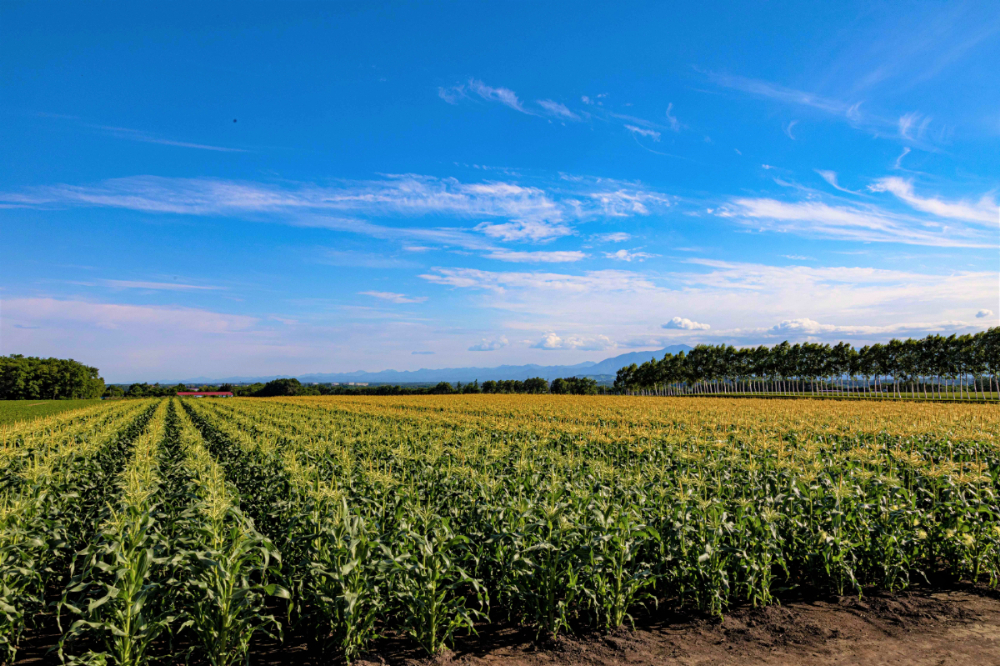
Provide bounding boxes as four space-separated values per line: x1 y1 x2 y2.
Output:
176 391 234 398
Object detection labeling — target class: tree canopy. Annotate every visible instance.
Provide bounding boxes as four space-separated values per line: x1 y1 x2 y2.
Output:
614 329 1000 397
0 354 105 400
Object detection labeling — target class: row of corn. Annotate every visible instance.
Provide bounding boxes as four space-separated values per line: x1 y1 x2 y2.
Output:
4 395 1000 664
178 395 1000 660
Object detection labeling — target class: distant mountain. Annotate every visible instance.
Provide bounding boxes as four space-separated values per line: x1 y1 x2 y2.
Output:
148 345 692 385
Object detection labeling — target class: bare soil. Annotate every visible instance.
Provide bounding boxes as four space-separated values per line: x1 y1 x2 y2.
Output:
16 586 1000 665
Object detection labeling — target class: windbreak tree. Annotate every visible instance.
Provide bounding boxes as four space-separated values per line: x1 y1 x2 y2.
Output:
613 328 998 400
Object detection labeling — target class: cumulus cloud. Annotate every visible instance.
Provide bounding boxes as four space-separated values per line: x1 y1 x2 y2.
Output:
978 309 994 318
769 318 829 335
663 317 711 331
468 336 508 351
532 332 615 351
359 291 428 304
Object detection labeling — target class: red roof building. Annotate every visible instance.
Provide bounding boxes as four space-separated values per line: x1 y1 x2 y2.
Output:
176 391 234 398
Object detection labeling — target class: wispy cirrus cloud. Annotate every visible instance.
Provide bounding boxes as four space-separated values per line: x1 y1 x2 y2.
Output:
1 173 670 247
467 79 532 114
699 69 943 146
88 279 224 291
604 249 656 262
869 177 997 224
592 232 631 243
536 99 580 121
359 291 428 304
485 250 586 263
88 124 248 153
814 170 860 194
719 197 990 247
624 125 661 141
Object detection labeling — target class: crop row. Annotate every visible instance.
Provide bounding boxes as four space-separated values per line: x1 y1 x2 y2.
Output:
179 396 1000 659
4 395 999 664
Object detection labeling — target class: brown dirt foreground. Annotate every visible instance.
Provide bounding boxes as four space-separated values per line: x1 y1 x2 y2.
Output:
351 588 1000 666
16 587 1000 665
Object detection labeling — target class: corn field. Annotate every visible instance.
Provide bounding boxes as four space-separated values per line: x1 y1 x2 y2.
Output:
2 394 1000 663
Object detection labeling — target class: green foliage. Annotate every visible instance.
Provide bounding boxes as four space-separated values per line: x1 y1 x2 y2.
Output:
0 355 105 400
616 328 1000 399
379 508 485 654
550 376 598 395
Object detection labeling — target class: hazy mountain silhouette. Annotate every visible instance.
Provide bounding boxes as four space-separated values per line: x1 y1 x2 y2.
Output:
155 345 692 385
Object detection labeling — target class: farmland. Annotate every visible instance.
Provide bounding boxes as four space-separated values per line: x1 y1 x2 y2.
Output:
3 395 1000 664
0 399 104 426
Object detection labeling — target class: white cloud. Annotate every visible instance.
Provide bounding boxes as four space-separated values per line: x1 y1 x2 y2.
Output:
898 112 931 140
468 336 508 351
894 147 911 169
97 279 222 291
420 267 656 294
88 125 247 153
978 309 994 318
3 173 670 246
769 318 828 335
720 197 990 247
604 249 656 262
537 99 580 121
663 316 711 331
814 170 857 194
869 177 997 224
2 297 256 334
665 103 681 132
588 189 670 217
532 332 615 351
419 260 993 349
624 125 661 141
468 79 532 114
437 86 466 105
592 232 631 243
359 291 428 304
485 250 587 263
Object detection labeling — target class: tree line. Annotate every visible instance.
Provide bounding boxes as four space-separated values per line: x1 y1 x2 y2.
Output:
243 376 602 396
614 328 1000 400
0 355 105 400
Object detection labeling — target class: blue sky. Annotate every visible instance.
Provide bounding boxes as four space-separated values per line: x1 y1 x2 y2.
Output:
1 1 998 381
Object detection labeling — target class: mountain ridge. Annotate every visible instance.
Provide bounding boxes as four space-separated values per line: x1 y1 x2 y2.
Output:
141 345 692 385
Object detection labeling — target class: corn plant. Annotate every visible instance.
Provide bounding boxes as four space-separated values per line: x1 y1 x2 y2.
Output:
379 505 485 655
172 400 288 666
59 402 171 666
289 489 383 662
